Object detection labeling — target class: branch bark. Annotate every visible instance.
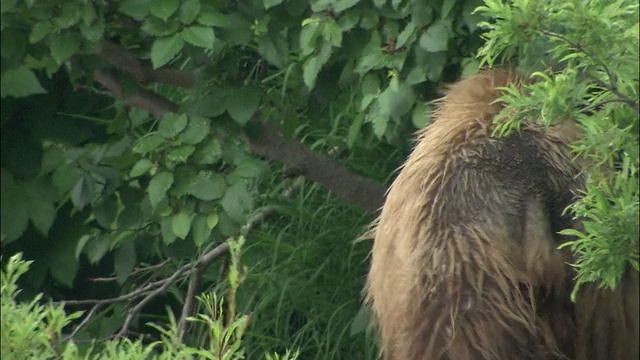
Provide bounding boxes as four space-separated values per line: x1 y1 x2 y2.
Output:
93 62 387 213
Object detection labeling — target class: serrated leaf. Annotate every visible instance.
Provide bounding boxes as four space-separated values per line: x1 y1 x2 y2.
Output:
118 0 151 19
158 113 188 138
150 0 179 21
234 157 268 179
132 133 165 153
24 179 57 236
197 6 230 27
0 171 29 243
165 145 195 163
302 44 332 90
94 195 119 229
141 16 180 36
220 181 253 222
192 215 213 246
257 33 289 68
114 236 136 284
75 234 91 259
130 159 155 177
85 234 111 264
1 67 47 98
160 216 176 244
71 177 91 210
179 116 210 145
181 25 215 48
193 139 222 164
367 102 389 139
419 20 450 53
411 102 431 129
30 21 51 43
148 171 174 207
189 172 225 200
441 0 455 17
334 0 361 13
150 34 184 69
378 83 415 120
172 212 192 239
321 19 342 47
263 0 284 9
406 66 426 85
347 113 365 149
169 167 196 197
180 0 201 24
396 23 416 48
206 213 219 229
49 32 81 64
225 87 260 125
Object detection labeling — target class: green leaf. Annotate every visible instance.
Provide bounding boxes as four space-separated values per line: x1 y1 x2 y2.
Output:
172 212 192 239
334 0 361 13
148 171 174 207
130 159 155 177
419 19 450 53
257 33 289 68
79 21 105 42
49 32 82 64
150 34 184 69
263 0 284 9
189 172 226 200
207 213 219 229
396 23 416 48
197 6 230 27
181 26 215 48
192 214 213 246
150 0 180 21
94 195 119 229
0 171 29 243
441 0 456 18
160 216 177 244
411 102 431 129
322 19 342 47
70 177 91 210
30 21 51 43
118 0 151 19
234 157 268 179
168 167 196 197
367 102 389 139
132 133 165 154
406 66 426 85
24 179 57 236
378 83 415 120
302 44 333 90
347 113 365 149
85 234 111 264
180 0 201 24
220 181 253 222
141 16 180 36
0 67 47 98
179 116 210 145
158 113 188 138
165 145 196 163
114 235 136 284
193 138 222 164
225 87 260 125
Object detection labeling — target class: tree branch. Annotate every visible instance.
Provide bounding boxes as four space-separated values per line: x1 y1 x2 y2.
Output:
99 41 195 88
92 70 386 213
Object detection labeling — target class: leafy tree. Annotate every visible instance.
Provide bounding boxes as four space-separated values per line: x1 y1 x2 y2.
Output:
477 0 639 296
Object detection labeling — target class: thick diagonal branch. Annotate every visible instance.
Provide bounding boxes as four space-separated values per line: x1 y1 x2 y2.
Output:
92 71 386 212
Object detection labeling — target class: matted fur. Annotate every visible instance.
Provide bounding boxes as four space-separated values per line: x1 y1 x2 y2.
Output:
366 69 639 359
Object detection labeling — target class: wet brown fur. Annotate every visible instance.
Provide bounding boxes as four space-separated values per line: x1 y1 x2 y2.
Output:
366 68 639 360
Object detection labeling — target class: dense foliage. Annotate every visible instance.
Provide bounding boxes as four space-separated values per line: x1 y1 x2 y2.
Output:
1 0 637 358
